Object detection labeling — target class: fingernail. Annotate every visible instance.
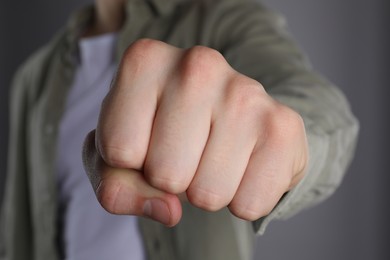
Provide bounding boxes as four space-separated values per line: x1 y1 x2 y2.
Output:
143 198 171 226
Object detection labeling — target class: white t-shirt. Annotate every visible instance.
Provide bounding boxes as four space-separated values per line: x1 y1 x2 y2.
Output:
55 33 145 260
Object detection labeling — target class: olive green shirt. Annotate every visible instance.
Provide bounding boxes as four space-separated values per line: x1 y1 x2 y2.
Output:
0 0 359 259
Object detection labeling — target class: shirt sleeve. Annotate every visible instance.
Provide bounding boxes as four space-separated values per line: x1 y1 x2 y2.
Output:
0 63 35 259
214 0 359 234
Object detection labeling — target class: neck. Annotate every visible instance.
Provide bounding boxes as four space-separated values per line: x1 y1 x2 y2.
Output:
84 0 126 37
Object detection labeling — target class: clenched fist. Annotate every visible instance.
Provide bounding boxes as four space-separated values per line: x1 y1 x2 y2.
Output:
82 39 308 227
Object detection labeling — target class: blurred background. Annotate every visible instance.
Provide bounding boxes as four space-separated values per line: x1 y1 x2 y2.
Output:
0 0 388 259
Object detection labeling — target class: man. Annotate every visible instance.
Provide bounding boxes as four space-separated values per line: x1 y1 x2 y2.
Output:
0 0 359 259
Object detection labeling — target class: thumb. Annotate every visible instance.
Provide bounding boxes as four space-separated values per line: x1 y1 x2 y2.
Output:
83 130 182 227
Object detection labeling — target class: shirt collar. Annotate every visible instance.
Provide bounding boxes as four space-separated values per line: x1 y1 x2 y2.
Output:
63 5 94 68
63 0 183 66
65 0 183 37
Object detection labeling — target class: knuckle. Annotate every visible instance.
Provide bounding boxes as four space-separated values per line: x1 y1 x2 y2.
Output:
229 200 273 221
179 46 227 88
96 179 122 214
99 143 143 169
144 162 189 194
186 46 225 67
187 186 227 211
269 105 304 140
224 76 266 117
122 38 164 70
126 39 162 57
279 105 303 127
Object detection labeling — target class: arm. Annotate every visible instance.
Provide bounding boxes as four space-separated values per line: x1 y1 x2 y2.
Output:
82 1 358 233
217 1 359 233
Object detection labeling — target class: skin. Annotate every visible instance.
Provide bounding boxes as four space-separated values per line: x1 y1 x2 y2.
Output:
82 0 308 227
84 0 126 37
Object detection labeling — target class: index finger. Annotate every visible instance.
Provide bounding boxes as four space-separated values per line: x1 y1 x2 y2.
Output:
95 39 178 170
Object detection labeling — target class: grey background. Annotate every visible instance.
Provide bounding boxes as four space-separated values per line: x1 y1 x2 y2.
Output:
0 0 388 259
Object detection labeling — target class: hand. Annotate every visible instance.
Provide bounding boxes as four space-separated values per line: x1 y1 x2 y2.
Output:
82 39 308 227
